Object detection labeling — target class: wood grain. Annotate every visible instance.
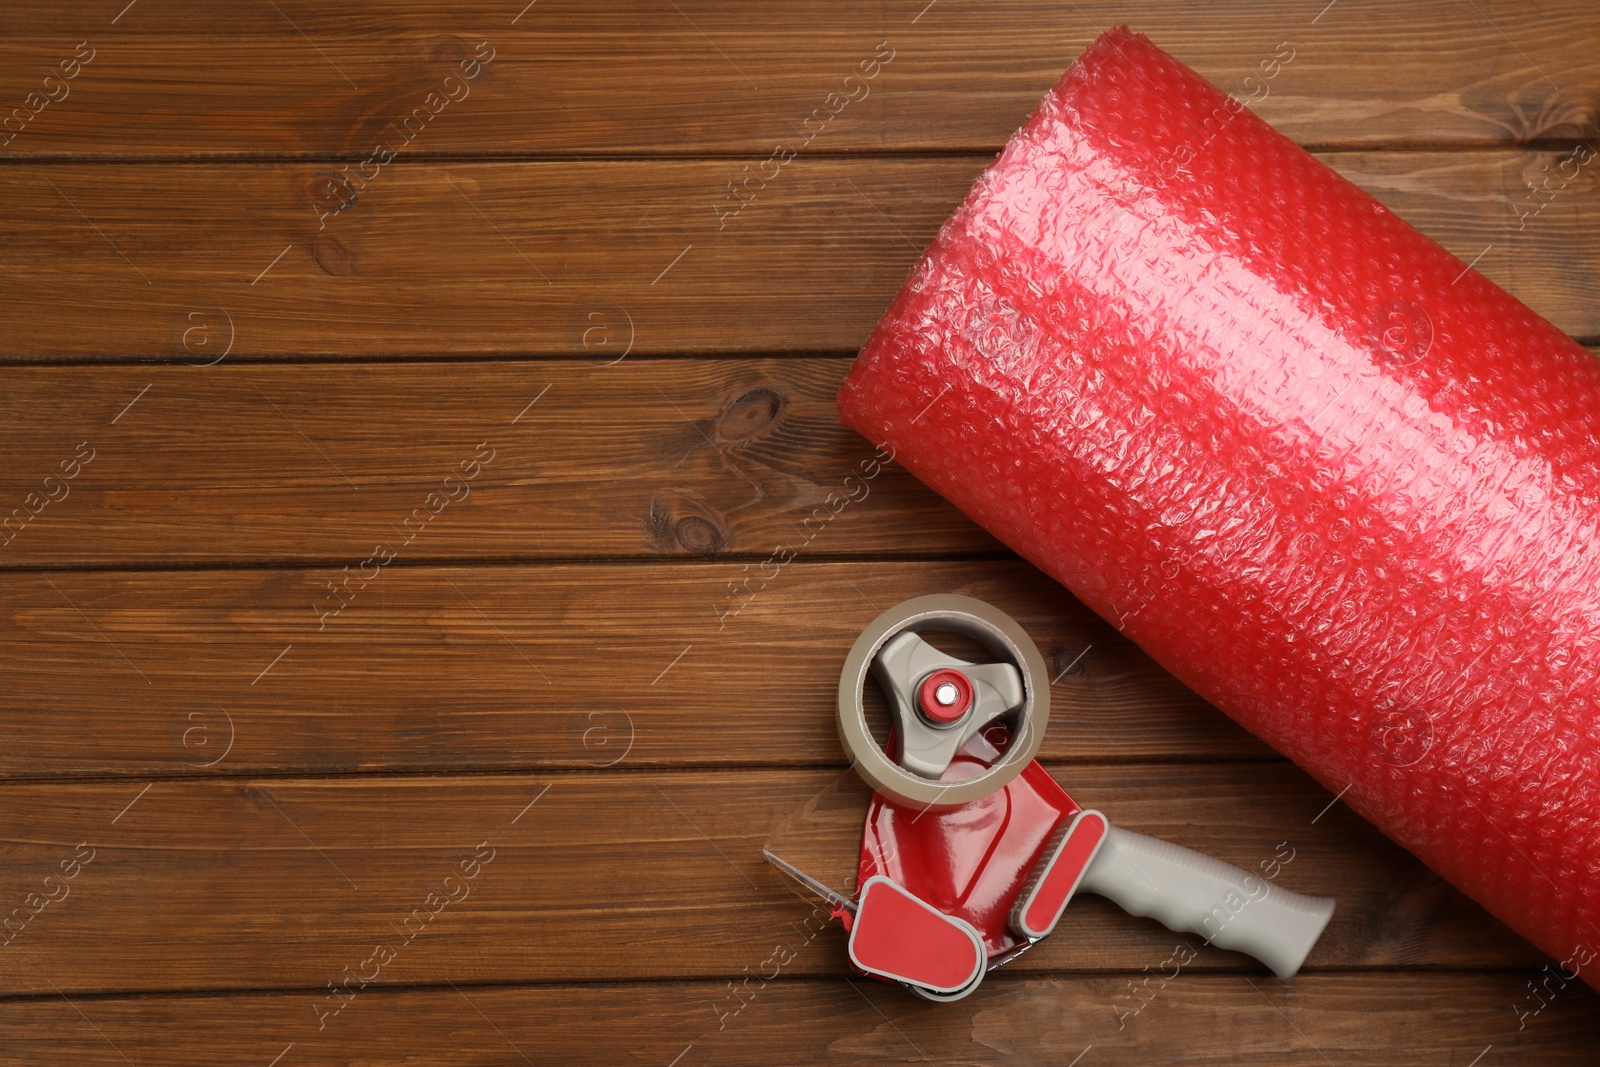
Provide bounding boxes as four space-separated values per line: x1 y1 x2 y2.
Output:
0 1 1595 158
0 765 1540 996
0 561 1264 777
1 151 1594 361
6 346 1600 570
0 973 1594 1065
0 358 999 567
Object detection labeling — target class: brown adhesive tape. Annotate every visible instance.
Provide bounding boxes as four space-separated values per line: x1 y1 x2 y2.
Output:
836 595 1049 810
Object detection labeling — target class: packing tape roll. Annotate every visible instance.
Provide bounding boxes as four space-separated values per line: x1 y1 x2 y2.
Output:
837 595 1050 810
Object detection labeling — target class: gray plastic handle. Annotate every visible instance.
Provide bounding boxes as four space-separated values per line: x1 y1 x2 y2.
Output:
1078 825 1334 979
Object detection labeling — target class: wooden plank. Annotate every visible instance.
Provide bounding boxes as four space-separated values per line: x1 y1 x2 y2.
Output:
9 343 1600 570
0 561 1265 776
0 358 999 567
0 151 1594 360
0 973 1593 1065
0 765 1542 996
0 2 1595 157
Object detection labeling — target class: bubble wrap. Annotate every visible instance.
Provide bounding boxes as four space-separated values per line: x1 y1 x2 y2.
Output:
839 27 1600 983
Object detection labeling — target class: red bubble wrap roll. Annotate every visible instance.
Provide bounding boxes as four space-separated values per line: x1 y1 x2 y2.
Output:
839 27 1600 984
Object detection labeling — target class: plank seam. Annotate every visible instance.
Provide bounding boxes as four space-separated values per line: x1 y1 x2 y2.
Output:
0 757 1291 789
0 141 1589 164
0 966 1552 1005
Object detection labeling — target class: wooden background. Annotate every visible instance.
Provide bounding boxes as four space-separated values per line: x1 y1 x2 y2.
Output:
1 1 1597 1063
